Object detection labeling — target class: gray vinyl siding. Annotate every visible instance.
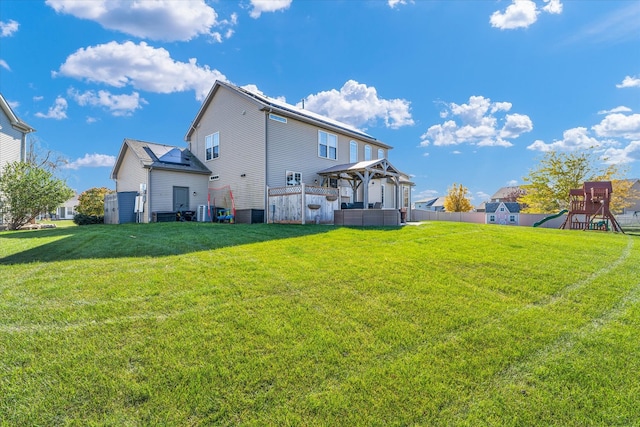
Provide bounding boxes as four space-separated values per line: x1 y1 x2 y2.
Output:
267 119 389 187
0 109 24 174
190 86 266 210
149 169 209 213
114 147 147 193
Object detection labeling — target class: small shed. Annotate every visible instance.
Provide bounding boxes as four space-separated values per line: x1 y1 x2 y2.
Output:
485 202 521 225
104 191 137 224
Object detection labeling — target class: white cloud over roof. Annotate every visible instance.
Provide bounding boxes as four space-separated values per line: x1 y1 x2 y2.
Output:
35 97 68 120
45 0 225 42
299 80 414 130
55 41 226 101
66 153 116 170
0 19 19 37
249 0 292 19
420 96 532 148
490 0 562 30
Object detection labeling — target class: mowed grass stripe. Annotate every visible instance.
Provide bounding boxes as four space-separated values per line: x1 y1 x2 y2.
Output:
1 222 637 425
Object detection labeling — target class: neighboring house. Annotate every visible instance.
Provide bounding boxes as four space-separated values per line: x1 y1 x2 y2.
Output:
1 93 35 225
414 197 446 211
490 186 525 203
111 139 212 223
486 202 520 225
182 81 412 223
55 195 79 219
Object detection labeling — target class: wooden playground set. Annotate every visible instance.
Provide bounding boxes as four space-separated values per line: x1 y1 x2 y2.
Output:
560 181 623 232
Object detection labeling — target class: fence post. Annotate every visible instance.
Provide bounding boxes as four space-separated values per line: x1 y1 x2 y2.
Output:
301 183 306 225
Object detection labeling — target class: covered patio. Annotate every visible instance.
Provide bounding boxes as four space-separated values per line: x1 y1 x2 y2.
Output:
318 158 412 225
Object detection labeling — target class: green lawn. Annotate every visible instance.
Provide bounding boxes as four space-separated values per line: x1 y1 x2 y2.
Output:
1 222 638 426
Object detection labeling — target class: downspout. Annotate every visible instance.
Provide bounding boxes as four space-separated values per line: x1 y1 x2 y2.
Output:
147 166 153 223
21 134 27 162
264 109 271 223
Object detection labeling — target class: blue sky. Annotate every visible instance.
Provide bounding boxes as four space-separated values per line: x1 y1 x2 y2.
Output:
1 0 639 204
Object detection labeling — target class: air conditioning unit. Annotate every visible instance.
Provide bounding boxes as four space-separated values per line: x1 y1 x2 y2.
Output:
197 205 209 222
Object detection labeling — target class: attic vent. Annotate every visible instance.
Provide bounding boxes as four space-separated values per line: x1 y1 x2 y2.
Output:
269 113 287 124
209 175 220 181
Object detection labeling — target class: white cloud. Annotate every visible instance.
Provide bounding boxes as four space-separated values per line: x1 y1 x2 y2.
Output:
0 19 19 37
526 127 602 152
476 191 491 201
249 0 292 19
542 0 562 14
35 97 68 120
616 75 640 88
68 88 147 116
528 111 640 166
501 113 533 138
490 0 538 30
300 80 414 130
45 0 225 42
598 106 632 115
420 96 531 148
55 41 227 101
0 59 10 71
592 113 640 140
388 0 414 8
65 153 116 169
562 2 640 46
601 140 640 164
507 179 519 186
490 0 562 30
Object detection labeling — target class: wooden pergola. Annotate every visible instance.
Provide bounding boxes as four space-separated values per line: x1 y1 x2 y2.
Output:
317 159 404 209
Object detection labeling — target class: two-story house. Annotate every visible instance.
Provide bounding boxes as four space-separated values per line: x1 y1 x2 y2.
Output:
1 93 35 226
112 81 412 223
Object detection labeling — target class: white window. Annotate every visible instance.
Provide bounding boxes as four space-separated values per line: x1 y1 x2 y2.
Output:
286 171 301 186
499 207 505 212
509 215 516 222
489 215 495 222
378 148 384 159
350 141 358 163
364 145 371 161
318 131 337 160
205 132 219 161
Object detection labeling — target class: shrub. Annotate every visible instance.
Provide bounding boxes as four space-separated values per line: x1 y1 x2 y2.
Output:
73 213 104 225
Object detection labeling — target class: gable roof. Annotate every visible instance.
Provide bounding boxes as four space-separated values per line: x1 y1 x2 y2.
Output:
490 186 523 201
0 92 35 134
111 138 211 179
185 81 391 148
485 202 521 213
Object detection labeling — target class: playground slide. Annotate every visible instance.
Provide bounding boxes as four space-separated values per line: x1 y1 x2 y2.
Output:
533 209 568 227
